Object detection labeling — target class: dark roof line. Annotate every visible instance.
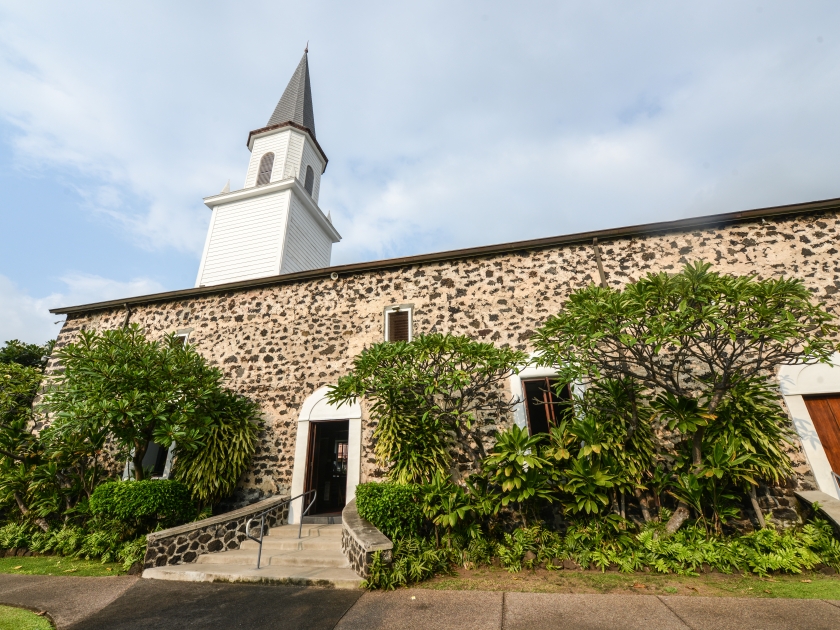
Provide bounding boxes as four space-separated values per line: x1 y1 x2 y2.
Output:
50 195 840 315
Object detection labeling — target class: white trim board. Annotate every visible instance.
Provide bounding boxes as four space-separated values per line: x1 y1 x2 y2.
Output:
288 386 362 524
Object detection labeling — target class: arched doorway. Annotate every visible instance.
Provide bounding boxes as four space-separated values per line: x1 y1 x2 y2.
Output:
289 386 362 523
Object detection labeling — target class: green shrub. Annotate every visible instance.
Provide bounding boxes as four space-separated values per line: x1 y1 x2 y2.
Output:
0 522 32 549
78 529 124 562
117 536 148 571
355 482 424 540
90 479 197 532
363 537 454 590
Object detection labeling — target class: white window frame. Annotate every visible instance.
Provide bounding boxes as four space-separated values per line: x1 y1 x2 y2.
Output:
174 328 192 346
384 304 414 342
122 442 176 480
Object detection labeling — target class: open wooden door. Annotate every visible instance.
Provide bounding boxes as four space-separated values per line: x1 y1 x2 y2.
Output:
803 395 840 473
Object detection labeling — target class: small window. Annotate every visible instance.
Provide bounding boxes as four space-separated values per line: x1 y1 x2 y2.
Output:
173 331 190 347
304 165 315 195
385 306 412 342
256 152 274 186
522 378 572 435
123 440 172 480
142 441 170 478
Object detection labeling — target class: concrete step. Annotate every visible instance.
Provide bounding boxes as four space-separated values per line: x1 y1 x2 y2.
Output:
144 520 357 590
143 564 362 589
197 547 349 569
302 515 342 524
241 537 338 551
267 524 343 538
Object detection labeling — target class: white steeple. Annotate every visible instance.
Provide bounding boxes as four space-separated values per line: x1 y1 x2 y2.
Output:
195 50 341 288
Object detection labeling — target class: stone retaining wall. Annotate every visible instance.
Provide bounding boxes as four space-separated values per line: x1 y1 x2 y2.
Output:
341 498 392 578
144 494 289 568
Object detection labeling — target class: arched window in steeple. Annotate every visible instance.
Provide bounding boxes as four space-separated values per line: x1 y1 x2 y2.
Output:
256 153 274 186
304 165 315 196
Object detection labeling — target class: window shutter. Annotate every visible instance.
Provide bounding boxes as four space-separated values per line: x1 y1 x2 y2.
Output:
387 310 410 342
304 165 315 195
256 153 275 186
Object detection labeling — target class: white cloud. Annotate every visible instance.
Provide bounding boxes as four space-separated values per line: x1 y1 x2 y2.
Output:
0 273 164 344
0 1 839 280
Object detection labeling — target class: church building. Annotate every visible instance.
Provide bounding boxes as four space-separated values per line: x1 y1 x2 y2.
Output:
49 51 840 527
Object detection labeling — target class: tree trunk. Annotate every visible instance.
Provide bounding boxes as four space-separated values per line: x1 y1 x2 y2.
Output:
14 492 49 532
693 389 726 469
748 486 766 529
635 488 653 523
665 502 691 535
691 427 705 469
133 440 148 480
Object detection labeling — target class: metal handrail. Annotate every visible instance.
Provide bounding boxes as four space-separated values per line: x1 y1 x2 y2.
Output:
245 489 317 569
831 471 840 499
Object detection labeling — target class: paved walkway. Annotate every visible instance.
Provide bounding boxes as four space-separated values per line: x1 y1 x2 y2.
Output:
1 574 839 629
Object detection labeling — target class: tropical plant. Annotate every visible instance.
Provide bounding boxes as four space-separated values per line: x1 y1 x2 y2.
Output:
534 261 838 530
421 473 476 542
328 333 527 481
534 261 837 469
44 325 259 481
480 424 554 525
170 396 260 507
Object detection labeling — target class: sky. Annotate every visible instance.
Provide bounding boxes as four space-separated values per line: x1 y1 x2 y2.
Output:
1 1 839 344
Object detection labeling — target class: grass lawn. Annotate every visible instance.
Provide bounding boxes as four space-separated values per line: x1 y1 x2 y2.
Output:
0 605 52 630
0 556 124 577
418 566 840 599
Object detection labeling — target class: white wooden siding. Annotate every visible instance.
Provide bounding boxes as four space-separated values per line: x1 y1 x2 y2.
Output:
198 191 291 286
300 138 324 203
283 132 305 180
280 194 332 274
244 131 291 188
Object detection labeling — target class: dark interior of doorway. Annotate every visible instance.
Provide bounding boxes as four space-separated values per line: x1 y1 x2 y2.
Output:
522 377 572 435
305 420 349 515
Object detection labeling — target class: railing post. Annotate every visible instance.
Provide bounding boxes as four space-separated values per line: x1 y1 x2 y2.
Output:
256 514 265 569
298 495 305 540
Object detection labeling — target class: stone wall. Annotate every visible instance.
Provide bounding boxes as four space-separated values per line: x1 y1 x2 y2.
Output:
144 494 289 568
341 499 392 578
49 209 840 503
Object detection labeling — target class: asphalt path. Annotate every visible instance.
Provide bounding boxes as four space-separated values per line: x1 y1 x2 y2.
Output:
1 574 840 629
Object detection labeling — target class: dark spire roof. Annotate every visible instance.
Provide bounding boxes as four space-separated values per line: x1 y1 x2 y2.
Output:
267 51 316 137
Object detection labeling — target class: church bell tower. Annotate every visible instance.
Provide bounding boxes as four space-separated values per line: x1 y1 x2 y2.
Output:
195 50 341 287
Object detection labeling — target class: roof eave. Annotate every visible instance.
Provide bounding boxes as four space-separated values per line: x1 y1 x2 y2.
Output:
246 121 328 170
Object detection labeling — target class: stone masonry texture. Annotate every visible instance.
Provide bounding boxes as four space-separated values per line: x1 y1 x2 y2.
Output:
48 210 840 507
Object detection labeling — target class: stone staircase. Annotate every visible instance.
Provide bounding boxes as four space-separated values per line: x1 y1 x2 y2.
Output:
142 523 361 589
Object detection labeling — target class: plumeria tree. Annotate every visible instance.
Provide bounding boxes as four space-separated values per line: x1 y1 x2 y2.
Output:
328 333 527 483
534 261 838 531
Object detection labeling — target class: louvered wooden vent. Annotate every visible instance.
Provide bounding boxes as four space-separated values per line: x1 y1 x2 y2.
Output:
304 165 315 195
387 310 410 342
256 152 275 186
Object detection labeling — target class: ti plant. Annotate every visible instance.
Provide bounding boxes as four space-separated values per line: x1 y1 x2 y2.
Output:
481 424 555 526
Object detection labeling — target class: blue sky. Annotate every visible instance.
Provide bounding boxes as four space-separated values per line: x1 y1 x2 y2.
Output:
1 1 839 343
